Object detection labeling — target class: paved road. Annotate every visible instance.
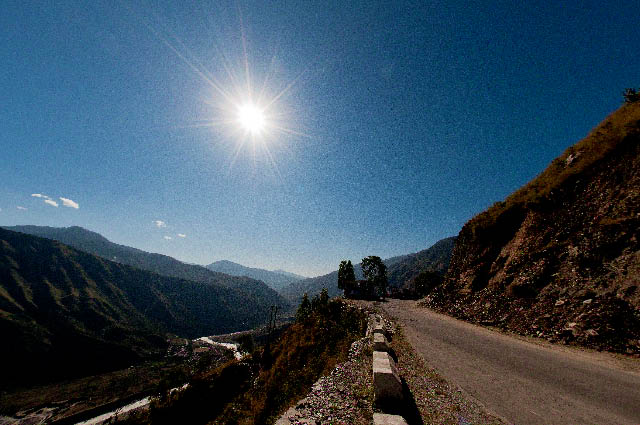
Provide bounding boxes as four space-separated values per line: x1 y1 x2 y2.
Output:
382 299 640 425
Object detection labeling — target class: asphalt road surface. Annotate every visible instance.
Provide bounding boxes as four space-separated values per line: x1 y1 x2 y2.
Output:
382 299 640 425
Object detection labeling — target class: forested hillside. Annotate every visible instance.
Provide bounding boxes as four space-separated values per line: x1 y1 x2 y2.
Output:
4 225 289 313
0 228 283 388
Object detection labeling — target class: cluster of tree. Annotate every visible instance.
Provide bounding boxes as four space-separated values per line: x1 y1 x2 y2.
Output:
623 88 640 103
337 256 388 299
295 288 330 322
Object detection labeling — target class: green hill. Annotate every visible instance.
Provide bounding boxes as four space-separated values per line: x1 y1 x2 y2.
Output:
3 225 289 314
0 228 283 388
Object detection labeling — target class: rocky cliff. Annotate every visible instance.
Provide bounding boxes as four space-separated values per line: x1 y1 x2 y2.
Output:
423 102 640 354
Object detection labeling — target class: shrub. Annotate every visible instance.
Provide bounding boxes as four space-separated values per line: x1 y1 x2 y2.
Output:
623 88 640 103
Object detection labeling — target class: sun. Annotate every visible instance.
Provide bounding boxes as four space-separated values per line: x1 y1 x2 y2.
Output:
237 103 266 135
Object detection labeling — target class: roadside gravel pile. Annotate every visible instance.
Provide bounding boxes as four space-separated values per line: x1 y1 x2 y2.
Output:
421 288 640 355
275 336 374 425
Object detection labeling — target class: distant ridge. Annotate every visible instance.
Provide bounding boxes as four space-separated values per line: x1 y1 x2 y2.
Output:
206 260 304 291
0 227 281 388
3 225 290 313
279 236 456 303
274 269 308 280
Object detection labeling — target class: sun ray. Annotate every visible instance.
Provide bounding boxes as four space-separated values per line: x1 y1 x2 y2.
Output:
134 3 308 178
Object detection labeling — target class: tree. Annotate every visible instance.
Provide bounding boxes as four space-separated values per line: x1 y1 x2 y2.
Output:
361 256 388 299
623 88 640 103
296 293 312 322
338 260 356 294
311 288 330 313
237 334 255 355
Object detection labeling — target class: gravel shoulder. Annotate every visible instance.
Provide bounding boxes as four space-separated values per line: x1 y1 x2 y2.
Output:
385 312 506 425
383 299 640 425
277 301 506 425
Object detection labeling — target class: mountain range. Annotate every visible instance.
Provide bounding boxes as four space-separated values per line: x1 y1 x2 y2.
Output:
0 227 289 388
3 225 289 313
206 260 306 291
278 236 457 303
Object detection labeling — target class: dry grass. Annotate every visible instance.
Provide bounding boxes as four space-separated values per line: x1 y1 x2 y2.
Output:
125 299 368 425
467 102 640 239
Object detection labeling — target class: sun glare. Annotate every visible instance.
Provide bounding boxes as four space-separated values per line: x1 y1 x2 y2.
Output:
237 103 266 135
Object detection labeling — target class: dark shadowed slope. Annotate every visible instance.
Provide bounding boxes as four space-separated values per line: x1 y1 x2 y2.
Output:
279 236 456 303
385 236 456 288
3 225 289 312
0 228 281 388
424 102 640 353
206 260 303 291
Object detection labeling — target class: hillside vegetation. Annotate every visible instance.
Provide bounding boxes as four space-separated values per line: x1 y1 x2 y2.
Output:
423 102 640 353
3 225 290 313
279 237 456 303
123 298 367 425
0 228 285 388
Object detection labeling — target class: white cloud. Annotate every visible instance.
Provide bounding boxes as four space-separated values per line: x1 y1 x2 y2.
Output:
59 197 79 209
177 233 186 238
17 206 27 210
153 220 167 228
44 199 59 207
164 235 172 240
32 193 52 200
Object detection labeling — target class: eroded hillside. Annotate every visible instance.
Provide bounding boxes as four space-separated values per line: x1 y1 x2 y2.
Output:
423 102 640 353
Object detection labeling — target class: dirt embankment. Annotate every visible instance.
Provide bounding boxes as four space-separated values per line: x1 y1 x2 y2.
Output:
423 103 640 354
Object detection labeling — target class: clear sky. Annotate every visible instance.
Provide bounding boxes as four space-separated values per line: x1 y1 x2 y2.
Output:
2 1 638 277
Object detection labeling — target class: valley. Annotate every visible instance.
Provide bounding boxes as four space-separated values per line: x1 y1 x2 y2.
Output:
1 100 639 424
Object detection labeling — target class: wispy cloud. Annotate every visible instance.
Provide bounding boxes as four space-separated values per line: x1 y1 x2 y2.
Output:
154 220 167 228
17 206 27 211
31 193 52 200
44 199 59 207
164 235 173 240
177 233 186 238
59 197 79 209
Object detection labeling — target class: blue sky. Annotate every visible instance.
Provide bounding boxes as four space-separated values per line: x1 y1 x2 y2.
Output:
2 1 638 277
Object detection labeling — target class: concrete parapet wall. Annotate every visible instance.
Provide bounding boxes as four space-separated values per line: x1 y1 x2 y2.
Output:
373 351 403 403
373 333 389 352
373 413 409 425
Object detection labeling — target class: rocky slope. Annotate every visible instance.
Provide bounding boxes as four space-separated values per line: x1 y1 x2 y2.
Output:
422 102 640 353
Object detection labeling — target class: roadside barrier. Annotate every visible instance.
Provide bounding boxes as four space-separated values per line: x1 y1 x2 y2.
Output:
371 314 409 425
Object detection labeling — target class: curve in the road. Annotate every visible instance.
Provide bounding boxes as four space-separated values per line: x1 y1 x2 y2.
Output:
383 299 640 425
